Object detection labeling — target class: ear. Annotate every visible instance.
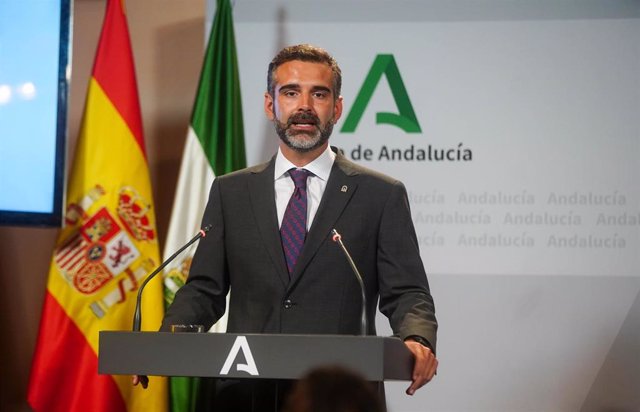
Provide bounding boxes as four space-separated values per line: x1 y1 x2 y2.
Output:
264 92 275 120
333 95 344 123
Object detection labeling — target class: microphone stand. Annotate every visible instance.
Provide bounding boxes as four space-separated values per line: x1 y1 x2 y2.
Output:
132 224 211 332
331 229 368 336
130 225 211 389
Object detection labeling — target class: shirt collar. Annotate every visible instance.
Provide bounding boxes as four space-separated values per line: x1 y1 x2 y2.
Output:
274 145 336 181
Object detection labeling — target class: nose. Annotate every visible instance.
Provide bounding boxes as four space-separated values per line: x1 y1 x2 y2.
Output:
299 92 312 111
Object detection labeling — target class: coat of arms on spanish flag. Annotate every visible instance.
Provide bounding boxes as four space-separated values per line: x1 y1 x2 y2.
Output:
28 1 168 411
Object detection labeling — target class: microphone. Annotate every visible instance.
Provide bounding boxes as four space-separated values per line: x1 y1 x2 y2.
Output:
331 229 367 336
132 224 212 332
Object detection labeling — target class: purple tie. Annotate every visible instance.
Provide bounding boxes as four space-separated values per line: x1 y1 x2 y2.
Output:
280 168 311 275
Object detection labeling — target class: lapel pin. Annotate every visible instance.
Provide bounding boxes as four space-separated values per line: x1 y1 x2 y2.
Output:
341 185 348 193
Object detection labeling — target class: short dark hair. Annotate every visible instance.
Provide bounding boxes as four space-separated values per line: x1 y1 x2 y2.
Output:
283 366 384 412
267 44 342 99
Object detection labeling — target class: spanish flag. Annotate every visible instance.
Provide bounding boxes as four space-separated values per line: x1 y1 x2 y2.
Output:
27 1 167 411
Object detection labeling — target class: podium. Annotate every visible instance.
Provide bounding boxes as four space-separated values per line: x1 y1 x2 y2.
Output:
98 331 413 381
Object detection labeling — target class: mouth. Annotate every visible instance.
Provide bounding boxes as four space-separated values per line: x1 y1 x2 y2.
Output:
288 113 319 131
290 123 317 132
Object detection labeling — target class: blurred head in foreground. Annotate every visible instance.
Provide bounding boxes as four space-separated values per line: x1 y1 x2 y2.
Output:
283 365 384 412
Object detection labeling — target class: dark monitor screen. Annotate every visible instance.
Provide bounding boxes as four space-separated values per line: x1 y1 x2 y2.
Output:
0 0 70 226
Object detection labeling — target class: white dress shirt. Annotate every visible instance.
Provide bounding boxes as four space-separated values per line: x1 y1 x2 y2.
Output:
274 145 336 230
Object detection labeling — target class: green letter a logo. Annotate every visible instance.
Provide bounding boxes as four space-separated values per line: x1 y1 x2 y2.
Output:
341 54 421 133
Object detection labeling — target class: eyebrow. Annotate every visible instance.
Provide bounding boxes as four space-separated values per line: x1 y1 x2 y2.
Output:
311 85 332 94
278 84 300 93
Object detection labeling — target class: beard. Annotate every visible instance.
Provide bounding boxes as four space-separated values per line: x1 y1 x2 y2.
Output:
274 111 334 153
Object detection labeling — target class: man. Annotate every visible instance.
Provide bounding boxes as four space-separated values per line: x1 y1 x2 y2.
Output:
142 44 438 408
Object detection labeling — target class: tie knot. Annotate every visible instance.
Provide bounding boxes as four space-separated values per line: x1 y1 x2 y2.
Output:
288 168 310 189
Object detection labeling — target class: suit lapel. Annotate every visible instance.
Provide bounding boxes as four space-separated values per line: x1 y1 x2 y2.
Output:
289 153 359 286
248 158 290 287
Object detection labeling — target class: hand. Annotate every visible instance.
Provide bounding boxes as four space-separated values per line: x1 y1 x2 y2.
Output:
132 375 149 389
404 338 438 395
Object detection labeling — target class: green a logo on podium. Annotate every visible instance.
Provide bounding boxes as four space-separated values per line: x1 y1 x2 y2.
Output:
341 54 421 133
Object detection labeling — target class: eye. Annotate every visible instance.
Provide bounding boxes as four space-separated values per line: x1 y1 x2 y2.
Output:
313 91 329 99
282 90 298 97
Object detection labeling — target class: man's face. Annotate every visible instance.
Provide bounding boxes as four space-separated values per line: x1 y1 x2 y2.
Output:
265 60 343 153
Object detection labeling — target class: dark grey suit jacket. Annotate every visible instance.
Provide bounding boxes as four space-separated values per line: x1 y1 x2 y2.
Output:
162 149 437 351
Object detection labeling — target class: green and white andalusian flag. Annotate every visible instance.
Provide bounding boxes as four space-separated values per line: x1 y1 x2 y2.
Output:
162 0 245 410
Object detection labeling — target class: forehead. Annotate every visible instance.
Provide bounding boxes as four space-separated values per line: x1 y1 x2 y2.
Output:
273 60 334 89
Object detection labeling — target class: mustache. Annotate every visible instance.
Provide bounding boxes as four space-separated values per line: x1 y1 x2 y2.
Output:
287 112 320 127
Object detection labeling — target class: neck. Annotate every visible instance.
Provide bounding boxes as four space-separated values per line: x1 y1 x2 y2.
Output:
280 142 329 167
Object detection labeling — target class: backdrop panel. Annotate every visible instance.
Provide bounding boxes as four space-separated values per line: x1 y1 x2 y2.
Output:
208 1 640 410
